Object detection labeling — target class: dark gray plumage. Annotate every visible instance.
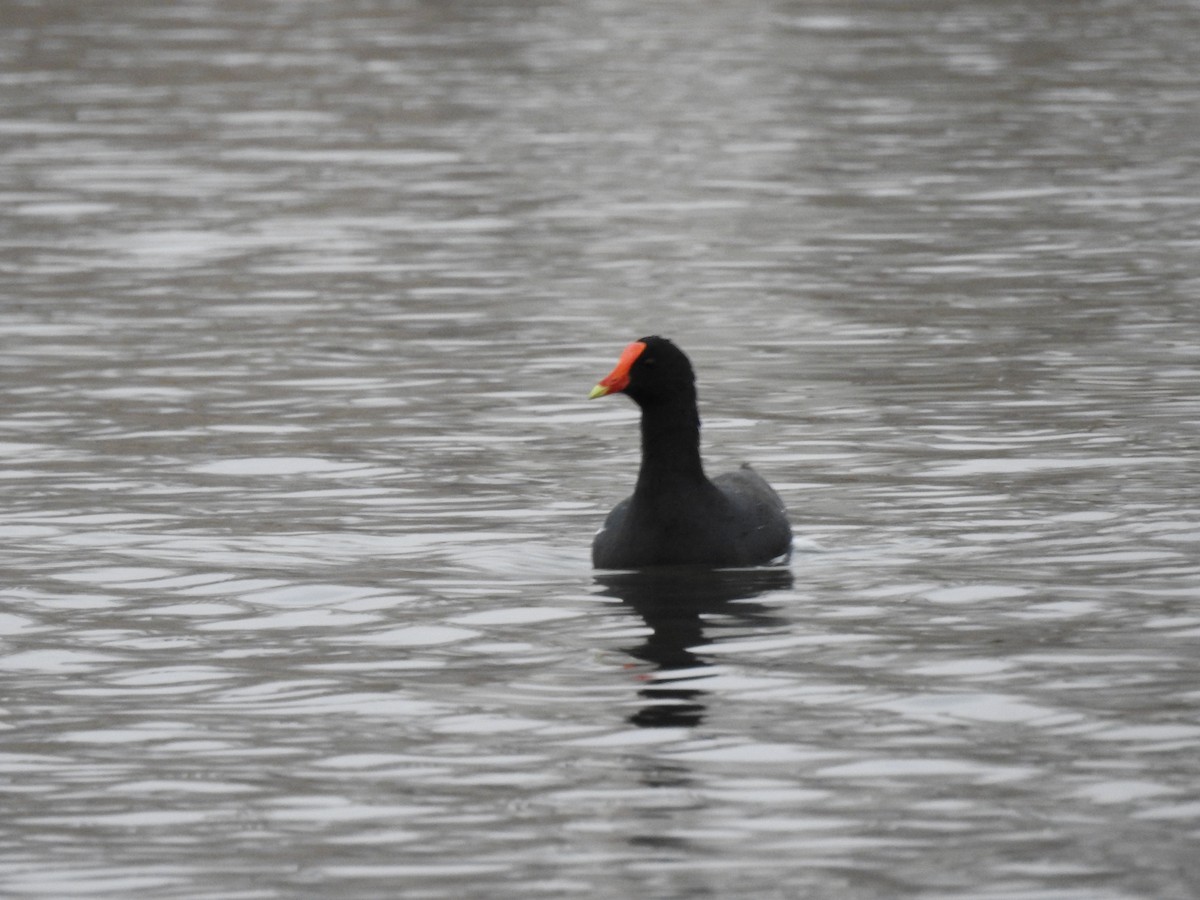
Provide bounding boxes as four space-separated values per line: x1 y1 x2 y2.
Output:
589 336 792 569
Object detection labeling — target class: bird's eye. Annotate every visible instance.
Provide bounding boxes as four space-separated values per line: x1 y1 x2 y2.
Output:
642 356 656 366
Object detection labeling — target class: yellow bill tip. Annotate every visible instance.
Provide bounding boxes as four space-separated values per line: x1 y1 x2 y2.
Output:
588 384 609 400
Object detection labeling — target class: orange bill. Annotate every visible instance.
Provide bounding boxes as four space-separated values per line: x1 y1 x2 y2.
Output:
588 341 647 399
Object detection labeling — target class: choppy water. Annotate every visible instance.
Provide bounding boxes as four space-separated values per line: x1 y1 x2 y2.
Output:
3 1 1200 898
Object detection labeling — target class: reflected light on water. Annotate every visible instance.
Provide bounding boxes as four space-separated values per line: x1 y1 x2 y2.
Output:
2 0 1200 898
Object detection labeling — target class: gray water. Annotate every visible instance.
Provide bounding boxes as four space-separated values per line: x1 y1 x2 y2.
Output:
3 1 1200 897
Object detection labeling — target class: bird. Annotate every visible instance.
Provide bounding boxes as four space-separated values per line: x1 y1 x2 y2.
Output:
588 336 792 569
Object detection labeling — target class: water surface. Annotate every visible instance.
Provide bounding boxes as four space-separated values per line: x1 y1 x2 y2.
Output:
3 1 1199 898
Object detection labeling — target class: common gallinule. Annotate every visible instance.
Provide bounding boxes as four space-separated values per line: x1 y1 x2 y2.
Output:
588 336 792 569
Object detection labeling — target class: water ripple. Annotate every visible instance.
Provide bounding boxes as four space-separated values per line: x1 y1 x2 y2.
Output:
3 0 1199 898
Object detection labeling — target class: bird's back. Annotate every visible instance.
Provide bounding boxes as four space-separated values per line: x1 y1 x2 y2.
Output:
592 465 791 568
710 464 792 565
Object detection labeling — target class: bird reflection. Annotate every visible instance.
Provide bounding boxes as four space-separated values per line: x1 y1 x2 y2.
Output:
594 568 793 728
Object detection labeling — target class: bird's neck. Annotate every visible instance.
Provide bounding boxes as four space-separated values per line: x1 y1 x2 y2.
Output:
634 396 708 493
